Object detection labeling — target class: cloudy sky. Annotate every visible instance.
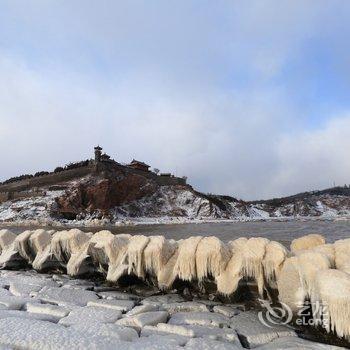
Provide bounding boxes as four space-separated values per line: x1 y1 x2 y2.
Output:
1 1 350 200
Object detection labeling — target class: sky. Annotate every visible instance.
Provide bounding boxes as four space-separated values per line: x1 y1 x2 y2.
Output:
0 1 350 200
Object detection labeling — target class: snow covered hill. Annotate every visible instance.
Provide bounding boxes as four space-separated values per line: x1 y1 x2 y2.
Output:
1 170 350 226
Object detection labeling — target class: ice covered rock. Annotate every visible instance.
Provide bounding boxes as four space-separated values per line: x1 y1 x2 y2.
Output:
59 306 122 325
185 338 242 350
213 305 240 318
87 299 135 312
230 311 296 348
141 294 185 306
144 323 240 344
9 282 43 297
35 286 98 306
0 310 58 323
116 311 169 332
141 333 188 347
168 312 231 328
0 317 120 349
162 302 208 314
26 302 71 319
255 336 344 349
70 322 139 342
126 304 160 316
97 291 139 301
0 296 34 310
126 334 183 350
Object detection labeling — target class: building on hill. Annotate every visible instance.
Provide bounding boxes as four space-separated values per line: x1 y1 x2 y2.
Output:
94 146 103 162
128 159 150 172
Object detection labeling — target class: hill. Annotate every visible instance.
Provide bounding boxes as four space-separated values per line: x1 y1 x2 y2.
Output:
1 147 350 225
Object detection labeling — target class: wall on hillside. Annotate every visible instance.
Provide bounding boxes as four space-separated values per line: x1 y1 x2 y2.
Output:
0 165 94 193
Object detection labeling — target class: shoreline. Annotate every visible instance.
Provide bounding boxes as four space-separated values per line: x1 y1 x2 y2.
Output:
1 214 349 229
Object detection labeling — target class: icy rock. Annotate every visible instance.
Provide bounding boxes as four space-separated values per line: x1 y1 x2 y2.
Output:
193 299 222 307
162 302 208 314
230 311 296 348
70 322 139 342
126 334 183 350
255 336 345 349
36 286 98 306
0 289 12 297
26 302 70 319
141 325 191 345
0 248 24 269
185 338 242 350
141 294 185 306
183 324 240 343
97 291 139 301
88 299 135 312
0 310 58 323
9 282 43 297
0 296 34 310
61 280 95 290
126 304 160 316
213 305 240 318
59 306 122 325
140 333 188 347
169 312 231 328
145 323 240 344
116 311 169 332
0 317 121 349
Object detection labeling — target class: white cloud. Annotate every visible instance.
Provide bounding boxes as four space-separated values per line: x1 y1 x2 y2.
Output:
1 1 350 200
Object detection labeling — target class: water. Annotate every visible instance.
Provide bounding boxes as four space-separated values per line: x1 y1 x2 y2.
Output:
2 219 350 246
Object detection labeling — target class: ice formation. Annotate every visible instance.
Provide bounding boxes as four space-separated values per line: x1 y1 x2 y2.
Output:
1 229 350 340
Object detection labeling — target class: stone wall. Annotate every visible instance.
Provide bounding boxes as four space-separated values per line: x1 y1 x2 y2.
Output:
0 165 95 193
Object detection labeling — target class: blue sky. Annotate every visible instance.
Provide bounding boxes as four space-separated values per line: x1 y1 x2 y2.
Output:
0 1 350 200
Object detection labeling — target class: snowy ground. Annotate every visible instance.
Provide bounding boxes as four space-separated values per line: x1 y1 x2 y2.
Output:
0 270 343 349
1 186 350 229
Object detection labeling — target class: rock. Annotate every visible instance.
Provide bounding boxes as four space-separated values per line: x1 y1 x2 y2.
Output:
0 296 34 310
185 338 242 350
162 302 208 314
230 311 296 348
183 325 240 343
256 336 345 349
0 309 58 323
141 326 191 345
0 317 119 349
9 282 43 297
126 304 160 316
87 299 135 312
141 333 188 347
0 247 24 269
168 312 231 328
0 289 12 297
144 323 240 344
141 294 185 306
26 302 71 319
116 311 169 332
127 334 183 349
70 322 139 342
142 323 195 338
36 286 98 306
59 306 122 325
97 291 139 301
213 305 240 318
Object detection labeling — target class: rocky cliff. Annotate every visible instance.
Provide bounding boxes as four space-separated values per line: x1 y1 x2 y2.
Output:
1 165 350 225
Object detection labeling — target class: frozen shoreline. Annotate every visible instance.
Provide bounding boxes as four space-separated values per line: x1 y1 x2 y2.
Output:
0 269 344 349
1 214 350 230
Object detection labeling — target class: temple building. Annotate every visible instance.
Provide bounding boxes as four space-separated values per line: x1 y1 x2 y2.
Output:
128 159 150 172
